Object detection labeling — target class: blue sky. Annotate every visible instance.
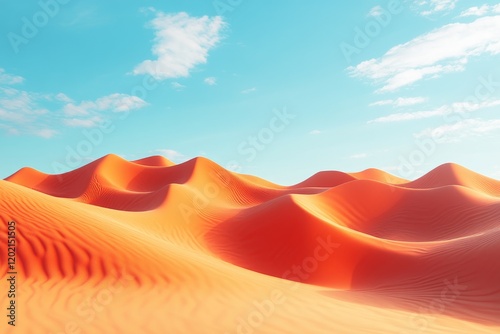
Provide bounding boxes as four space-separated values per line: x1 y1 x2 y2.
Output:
1 0 500 185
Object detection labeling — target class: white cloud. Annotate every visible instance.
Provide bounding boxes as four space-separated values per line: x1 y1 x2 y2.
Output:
0 108 29 123
63 93 147 116
204 77 217 85
139 7 156 14
451 99 500 112
368 5 384 17
0 68 24 85
369 99 500 123
349 153 368 159
0 70 147 136
414 0 458 15
349 16 500 92
171 82 186 90
94 94 147 112
309 129 322 135
33 129 58 139
63 103 90 116
55 93 73 103
0 86 58 138
60 94 147 129
155 149 186 162
0 90 39 113
241 87 256 94
64 117 102 128
133 12 225 80
369 97 428 107
416 118 500 142
369 106 450 123
459 4 500 17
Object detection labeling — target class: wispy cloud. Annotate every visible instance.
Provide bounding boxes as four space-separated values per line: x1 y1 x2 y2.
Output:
0 68 24 85
0 85 56 137
368 5 384 17
413 0 458 15
349 16 500 92
171 82 186 90
309 129 322 135
0 71 148 136
133 12 225 80
55 93 73 103
33 129 58 139
416 118 500 142
155 149 187 162
61 94 147 127
63 94 147 116
204 77 217 86
349 153 368 159
369 97 428 107
63 117 102 128
369 99 500 123
459 4 500 17
241 87 256 94
369 106 449 123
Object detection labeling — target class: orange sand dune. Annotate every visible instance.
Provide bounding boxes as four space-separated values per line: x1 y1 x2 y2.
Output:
1 155 499 334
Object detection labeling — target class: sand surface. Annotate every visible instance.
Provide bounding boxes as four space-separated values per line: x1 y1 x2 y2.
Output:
1 154 499 333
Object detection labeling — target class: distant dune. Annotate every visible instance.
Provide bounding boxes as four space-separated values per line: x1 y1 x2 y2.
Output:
1 155 499 333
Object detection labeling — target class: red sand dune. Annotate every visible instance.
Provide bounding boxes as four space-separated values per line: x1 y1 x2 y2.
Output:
1 154 499 333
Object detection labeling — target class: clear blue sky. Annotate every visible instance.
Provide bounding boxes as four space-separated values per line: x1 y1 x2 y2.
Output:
1 0 500 185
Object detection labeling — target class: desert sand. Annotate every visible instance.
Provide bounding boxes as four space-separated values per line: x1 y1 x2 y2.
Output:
1 154 499 333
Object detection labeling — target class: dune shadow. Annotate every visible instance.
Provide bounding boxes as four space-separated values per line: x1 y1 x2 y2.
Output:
320 287 500 328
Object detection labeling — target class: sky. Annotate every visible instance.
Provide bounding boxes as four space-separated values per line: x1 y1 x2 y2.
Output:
1 0 500 185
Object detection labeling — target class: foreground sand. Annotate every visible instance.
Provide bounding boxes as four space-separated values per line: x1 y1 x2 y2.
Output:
1 154 499 333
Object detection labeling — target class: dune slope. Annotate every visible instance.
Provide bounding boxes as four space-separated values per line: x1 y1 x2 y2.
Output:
1 155 499 334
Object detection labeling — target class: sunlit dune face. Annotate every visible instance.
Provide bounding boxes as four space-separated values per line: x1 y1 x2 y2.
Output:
1 156 499 333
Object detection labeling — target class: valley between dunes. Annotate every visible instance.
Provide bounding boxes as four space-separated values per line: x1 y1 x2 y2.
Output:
1 154 499 334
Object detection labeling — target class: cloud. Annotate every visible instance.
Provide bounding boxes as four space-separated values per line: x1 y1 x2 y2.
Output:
64 117 102 128
63 93 148 116
94 94 147 112
413 0 458 15
349 153 368 159
133 12 225 80
241 87 256 94
171 82 186 90
60 93 147 129
0 90 47 114
33 129 58 139
0 70 147 136
55 93 73 103
0 93 54 135
309 129 322 135
0 68 24 85
0 108 29 123
0 87 51 134
368 5 384 17
140 7 156 14
369 97 428 107
416 118 500 142
369 106 449 123
369 99 500 123
155 149 186 162
349 15 500 92
204 77 217 85
459 4 500 17
451 99 500 112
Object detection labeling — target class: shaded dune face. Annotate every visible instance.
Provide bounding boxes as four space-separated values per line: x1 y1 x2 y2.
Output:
2 155 500 333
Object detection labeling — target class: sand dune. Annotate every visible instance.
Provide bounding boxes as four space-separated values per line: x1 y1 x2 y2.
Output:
1 155 499 333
